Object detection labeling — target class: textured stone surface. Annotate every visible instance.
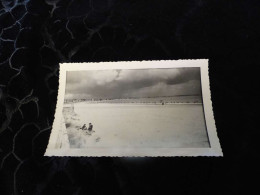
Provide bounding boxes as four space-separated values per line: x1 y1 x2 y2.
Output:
0 0 260 194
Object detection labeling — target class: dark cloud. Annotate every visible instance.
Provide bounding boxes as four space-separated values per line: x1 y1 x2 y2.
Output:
166 68 200 85
65 68 202 99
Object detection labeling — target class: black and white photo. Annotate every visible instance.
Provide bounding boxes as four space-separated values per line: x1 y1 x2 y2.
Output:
45 60 222 156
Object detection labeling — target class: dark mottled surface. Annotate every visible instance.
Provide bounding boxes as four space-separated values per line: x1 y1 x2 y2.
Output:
0 0 259 194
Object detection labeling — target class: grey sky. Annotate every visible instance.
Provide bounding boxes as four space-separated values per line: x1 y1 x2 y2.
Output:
65 68 202 99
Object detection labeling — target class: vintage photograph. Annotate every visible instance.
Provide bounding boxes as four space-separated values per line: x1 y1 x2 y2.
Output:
45 60 222 156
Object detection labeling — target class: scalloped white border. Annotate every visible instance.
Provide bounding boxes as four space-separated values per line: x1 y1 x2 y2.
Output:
44 60 223 157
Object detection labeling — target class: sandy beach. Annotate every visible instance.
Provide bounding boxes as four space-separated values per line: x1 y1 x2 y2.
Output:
62 102 209 148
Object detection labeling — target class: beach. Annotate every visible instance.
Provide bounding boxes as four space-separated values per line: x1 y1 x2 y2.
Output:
62 101 209 148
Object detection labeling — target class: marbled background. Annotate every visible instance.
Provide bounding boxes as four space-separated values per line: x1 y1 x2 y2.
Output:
0 0 259 194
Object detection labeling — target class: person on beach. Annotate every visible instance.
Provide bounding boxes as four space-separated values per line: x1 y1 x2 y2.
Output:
88 123 93 131
80 124 87 130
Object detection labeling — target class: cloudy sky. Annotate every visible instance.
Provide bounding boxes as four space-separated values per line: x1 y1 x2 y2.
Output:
65 68 202 99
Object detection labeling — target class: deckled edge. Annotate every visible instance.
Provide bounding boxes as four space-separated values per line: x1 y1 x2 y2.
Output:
44 59 223 157
44 64 65 155
202 60 223 156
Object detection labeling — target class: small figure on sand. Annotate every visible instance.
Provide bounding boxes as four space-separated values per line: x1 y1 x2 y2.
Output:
80 124 87 130
88 123 93 131
79 123 94 135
